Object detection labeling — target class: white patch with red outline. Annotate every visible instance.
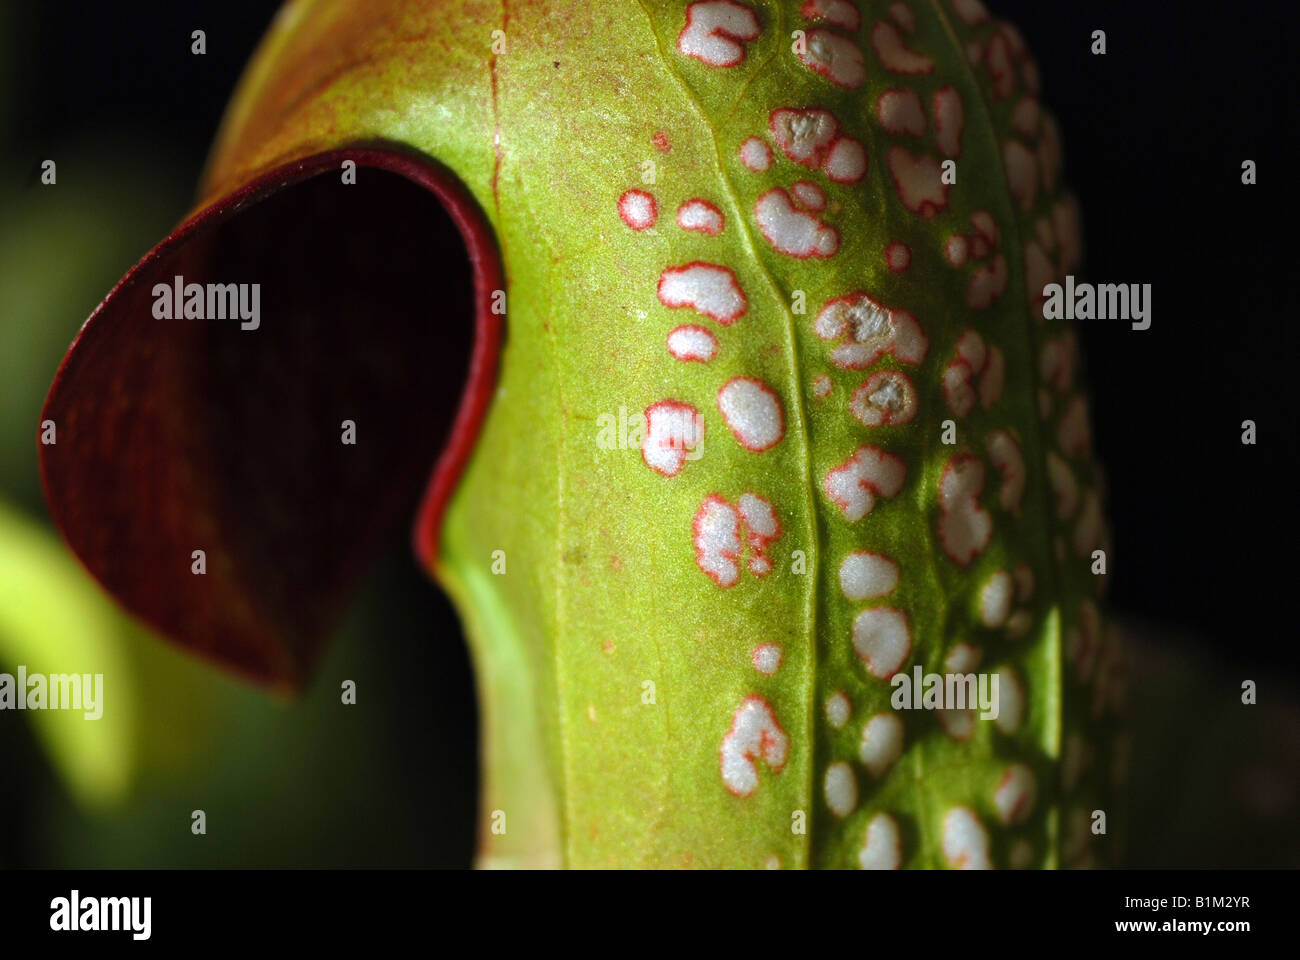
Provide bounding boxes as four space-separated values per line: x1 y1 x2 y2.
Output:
950 0 990 26
801 0 860 31
859 712 904 777
937 455 992 565
641 400 703 477
877 88 926 136
676 198 725 235
770 108 839 167
667 324 719 363
678 0 761 68
823 135 868 183
799 29 866 88
824 445 907 521
979 570 1014 627
826 691 852 728
942 807 991 869
889 2 916 32
1046 451 1079 518
1003 139 1039 212
1058 395 1091 457
933 85 964 157
945 234 969 267
658 262 748 324
755 188 839 258
719 694 788 796
814 292 928 370
887 146 947 218
1013 564 1034 602
839 550 898 600
859 813 902 869
751 642 783 676
994 764 1037 825
984 31 1015 99
850 370 917 426
1011 97 1040 137
885 241 911 272
739 136 773 172
994 667 1024 733
966 253 1008 309
852 607 911 679
824 761 858 817
986 429 1026 513
691 492 781 587
718 376 785 451
945 643 983 673
618 189 657 230
790 180 826 210
812 373 832 399
871 21 933 74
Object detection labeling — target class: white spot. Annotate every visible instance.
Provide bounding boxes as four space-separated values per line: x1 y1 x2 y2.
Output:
824 761 858 817
739 136 773 172
1003 139 1039 212
770 108 839 167
850 369 917 426
986 430 1026 514
885 242 911 272
790 180 826 211
979 570 1014 628
812 373 832 398
970 209 999 245
859 712 903 777
994 764 1037 825
949 0 990 26
944 643 982 673
979 345 1005 409
936 708 974 740
718 376 785 451
1046 451 1079 518
858 813 902 869
751 642 783 675
676 198 725 235
738 491 780 544
678 0 761 68
839 551 898 600
692 494 742 587
719 694 789 796
641 400 703 477
658 262 748 324
1073 490 1103 558
755 188 839 258
871 21 933 74
823 136 868 183
877 88 926 137
1058 395 1091 458
887 146 947 218
942 807 991 869
1011 97 1040 138
824 445 907 521
889 2 915 33
933 85 964 157
945 233 969 267
852 607 911 679
993 667 1024 734
826 691 851 729
965 253 1008 309
1005 609 1032 640
937 455 992 565
814 293 928 369
984 32 1015 99
618 189 657 230
799 29 866 88
667 324 719 363
764 855 781 869
800 0 860 31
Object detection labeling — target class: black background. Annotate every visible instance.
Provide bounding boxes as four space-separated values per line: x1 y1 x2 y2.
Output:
4 1 1297 867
